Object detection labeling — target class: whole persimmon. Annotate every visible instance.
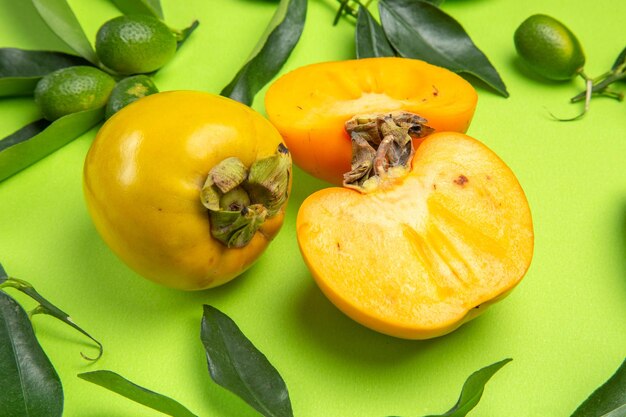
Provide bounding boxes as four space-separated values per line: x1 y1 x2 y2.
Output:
265 57 477 185
267 59 534 339
83 91 291 290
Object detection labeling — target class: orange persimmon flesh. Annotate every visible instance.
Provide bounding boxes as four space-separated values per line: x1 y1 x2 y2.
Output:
265 57 478 185
296 132 534 339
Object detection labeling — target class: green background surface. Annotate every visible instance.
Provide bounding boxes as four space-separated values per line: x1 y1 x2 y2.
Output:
1 0 625 416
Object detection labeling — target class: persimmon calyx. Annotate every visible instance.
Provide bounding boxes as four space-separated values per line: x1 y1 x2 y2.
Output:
343 111 433 192
200 144 291 248
209 204 268 248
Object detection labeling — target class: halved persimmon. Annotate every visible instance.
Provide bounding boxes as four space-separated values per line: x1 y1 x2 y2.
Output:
265 57 478 185
296 115 533 339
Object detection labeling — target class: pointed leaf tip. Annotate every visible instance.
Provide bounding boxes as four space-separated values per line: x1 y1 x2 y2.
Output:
423 358 512 417
78 370 198 417
379 0 508 97
201 305 294 417
356 6 396 59
30 0 97 64
220 0 307 106
570 358 626 417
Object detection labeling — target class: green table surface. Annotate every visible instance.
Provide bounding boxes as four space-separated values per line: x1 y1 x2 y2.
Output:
1 0 625 416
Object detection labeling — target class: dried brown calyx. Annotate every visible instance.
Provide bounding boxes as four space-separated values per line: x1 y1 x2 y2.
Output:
200 144 291 248
343 111 433 192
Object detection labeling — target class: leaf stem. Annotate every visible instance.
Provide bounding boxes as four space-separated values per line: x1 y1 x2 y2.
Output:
0 276 103 361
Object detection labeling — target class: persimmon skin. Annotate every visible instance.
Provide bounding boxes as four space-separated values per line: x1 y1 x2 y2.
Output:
296 132 534 339
265 58 478 185
83 91 289 290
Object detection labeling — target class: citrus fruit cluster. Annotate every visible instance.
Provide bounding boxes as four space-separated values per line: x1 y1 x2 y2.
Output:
33 14 177 121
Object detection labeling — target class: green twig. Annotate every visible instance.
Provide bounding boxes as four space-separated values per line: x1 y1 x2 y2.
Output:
333 0 364 25
1 276 103 361
551 76 592 121
571 66 626 102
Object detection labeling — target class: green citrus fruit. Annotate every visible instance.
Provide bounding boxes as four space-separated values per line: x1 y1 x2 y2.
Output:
95 14 177 75
105 75 159 119
514 14 585 81
34 66 116 121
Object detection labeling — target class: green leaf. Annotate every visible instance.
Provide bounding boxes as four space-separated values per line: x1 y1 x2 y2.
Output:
0 262 7 282
379 0 508 97
1 276 103 360
0 107 103 182
0 290 63 417
356 6 396 59
221 0 307 106
421 358 512 417
0 48 90 97
78 370 197 417
109 0 164 19
612 46 626 72
571 358 626 417
31 0 97 64
201 305 294 417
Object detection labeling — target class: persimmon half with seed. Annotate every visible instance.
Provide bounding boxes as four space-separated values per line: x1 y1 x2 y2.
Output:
265 57 478 185
296 112 534 339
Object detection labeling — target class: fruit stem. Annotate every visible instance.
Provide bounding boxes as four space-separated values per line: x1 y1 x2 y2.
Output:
170 20 200 49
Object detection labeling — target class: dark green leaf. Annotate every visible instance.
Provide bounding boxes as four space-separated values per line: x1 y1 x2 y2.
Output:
421 358 512 417
109 0 164 19
0 290 63 417
612 46 626 72
0 48 90 97
0 262 7 282
379 0 508 97
0 119 50 153
356 6 396 59
0 107 103 182
176 20 200 49
201 305 294 417
1 276 103 360
79 370 197 417
571 358 626 417
221 0 307 106
31 0 97 63
0 48 90 78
